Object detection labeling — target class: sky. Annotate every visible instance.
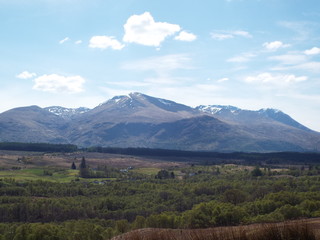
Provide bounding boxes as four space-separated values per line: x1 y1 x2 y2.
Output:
1 0 320 131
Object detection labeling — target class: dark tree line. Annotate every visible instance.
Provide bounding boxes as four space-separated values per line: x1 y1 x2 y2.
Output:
0 142 77 153
86 146 320 165
1 142 319 165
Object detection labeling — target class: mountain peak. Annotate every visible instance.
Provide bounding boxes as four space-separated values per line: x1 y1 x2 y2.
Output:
89 92 204 123
100 92 189 111
100 92 144 106
129 92 143 98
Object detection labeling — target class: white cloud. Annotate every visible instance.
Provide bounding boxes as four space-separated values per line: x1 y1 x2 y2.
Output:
75 40 82 44
59 37 70 44
245 72 307 86
16 71 37 79
304 47 320 55
174 31 197 42
89 36 124 50
211 30 252 40
123 12 181 47
33 74 85 93
263 41 290 51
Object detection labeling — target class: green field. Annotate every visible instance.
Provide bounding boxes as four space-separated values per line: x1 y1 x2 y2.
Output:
0 168 79 182
132 167 161 175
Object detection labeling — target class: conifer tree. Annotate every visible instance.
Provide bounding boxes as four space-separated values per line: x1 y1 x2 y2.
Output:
71 161 76 169
79 157 89 177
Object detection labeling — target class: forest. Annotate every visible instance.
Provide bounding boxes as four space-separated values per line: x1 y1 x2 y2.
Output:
0 144 320 239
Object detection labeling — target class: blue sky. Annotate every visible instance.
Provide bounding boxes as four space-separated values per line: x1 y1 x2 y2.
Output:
1 0 320 131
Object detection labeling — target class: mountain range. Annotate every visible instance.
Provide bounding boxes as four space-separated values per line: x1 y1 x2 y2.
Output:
0 92 319 152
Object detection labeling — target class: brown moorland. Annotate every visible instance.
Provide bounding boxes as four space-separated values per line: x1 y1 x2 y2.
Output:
112 218 320 240
0 150 187 169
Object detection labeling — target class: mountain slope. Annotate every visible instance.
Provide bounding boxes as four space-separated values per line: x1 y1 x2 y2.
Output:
0 106 68 143
69 115 235 150
0 93 319 152
197 105 312 131
258 108 311 132
196 105 320 151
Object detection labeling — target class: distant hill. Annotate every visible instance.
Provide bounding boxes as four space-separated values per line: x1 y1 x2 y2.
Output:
0 92 319 152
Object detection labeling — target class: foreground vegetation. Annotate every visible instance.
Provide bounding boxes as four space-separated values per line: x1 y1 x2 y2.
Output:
113 220 320 240
0 145 320 239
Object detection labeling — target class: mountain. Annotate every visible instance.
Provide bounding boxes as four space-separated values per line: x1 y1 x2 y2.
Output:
65 92 209 148
0 92 319 152
196 105 312 131
0 106 68 143
196 105 320 151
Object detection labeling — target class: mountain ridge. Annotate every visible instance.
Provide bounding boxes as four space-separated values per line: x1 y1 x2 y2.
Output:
0 92 319 152
196 105 313 132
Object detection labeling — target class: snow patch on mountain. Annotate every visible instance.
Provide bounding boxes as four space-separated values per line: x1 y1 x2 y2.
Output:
197 105 241 115
158 99 173 106
45 106 90 118
258 108 282 114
